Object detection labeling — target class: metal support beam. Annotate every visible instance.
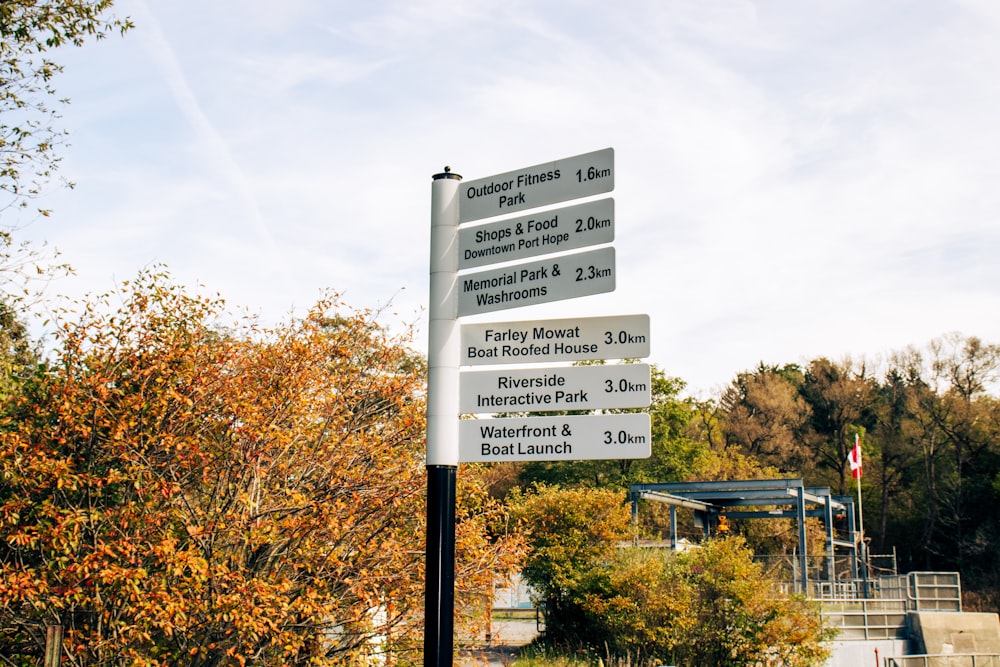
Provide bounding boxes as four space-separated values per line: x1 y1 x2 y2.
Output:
825 491 836 582
670 506 677 551
797 485 808 593
639 490 714 511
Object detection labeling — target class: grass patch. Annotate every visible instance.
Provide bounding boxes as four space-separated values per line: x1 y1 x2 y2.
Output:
511 644 660 667
493 608 539 622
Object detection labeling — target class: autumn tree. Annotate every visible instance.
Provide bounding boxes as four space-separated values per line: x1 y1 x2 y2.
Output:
718 363 813 473
711 338 1000 608
0 271 521 665
800 357 878 494
585 537 834 667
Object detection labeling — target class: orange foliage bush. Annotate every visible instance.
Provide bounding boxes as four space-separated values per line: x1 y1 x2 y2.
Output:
0 271 522 665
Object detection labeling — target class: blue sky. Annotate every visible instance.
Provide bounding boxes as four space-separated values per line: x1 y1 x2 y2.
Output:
21 0 1000 394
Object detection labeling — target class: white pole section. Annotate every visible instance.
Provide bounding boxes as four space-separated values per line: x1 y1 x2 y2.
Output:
425 167 461 667
426 167 461 466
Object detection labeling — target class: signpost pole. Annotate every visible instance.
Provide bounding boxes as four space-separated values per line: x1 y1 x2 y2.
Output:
425 167 461 667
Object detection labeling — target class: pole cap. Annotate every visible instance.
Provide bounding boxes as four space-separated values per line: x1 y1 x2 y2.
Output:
433 166 462 180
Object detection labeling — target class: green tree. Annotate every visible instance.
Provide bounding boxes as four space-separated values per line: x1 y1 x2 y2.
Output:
511 484 833 665
868 351 927 556
516 367 710 491
0 299 35 400
508 484 631 646
922 335 1000 601
2 1 130 304
1 0 130 209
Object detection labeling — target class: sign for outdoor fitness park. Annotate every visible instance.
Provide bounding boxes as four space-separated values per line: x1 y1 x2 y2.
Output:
459 148 614 223
461 313 650 365
459 413 651 463
460 363 651 414
458 198 614 270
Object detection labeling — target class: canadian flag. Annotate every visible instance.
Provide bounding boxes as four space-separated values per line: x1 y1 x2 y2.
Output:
849 434 863 480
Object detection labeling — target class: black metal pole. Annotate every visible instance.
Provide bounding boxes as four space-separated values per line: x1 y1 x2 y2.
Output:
424 464 456 667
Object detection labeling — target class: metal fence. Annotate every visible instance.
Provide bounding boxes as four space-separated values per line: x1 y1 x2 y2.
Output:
878 572 962 612
885 655 1000 667
813 571 965 647
754 554 859 595
751 555 960 607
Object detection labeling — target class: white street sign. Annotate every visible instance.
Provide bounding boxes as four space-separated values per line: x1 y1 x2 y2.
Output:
459 148 614 223
458 198 614 270
461 314 650 365
460 363 651 413
460 413 651 463
458 246 614 317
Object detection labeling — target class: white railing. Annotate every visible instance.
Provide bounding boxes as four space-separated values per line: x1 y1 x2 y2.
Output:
879 572 962 612
885 655 1000 667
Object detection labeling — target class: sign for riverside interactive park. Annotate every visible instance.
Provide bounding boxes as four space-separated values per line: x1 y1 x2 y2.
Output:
460 363 651 414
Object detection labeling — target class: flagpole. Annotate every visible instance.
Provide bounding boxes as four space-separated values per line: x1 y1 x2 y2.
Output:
852 433 869 596
856 469 865 545
857 466 870 596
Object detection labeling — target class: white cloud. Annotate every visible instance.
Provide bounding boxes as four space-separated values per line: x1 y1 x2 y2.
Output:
19 0 1000 392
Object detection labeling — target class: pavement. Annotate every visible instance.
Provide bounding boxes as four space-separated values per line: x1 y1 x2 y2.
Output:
456 645 520 667
456 618 539 666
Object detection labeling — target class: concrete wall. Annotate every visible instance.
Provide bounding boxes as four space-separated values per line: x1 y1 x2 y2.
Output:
909 611 1000 654
824 639 910 667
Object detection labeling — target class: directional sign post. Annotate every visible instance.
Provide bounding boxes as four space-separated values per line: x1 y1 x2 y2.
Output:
461 363 651 413
425 149 630 667
462 313 650 365
460 413 651 463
